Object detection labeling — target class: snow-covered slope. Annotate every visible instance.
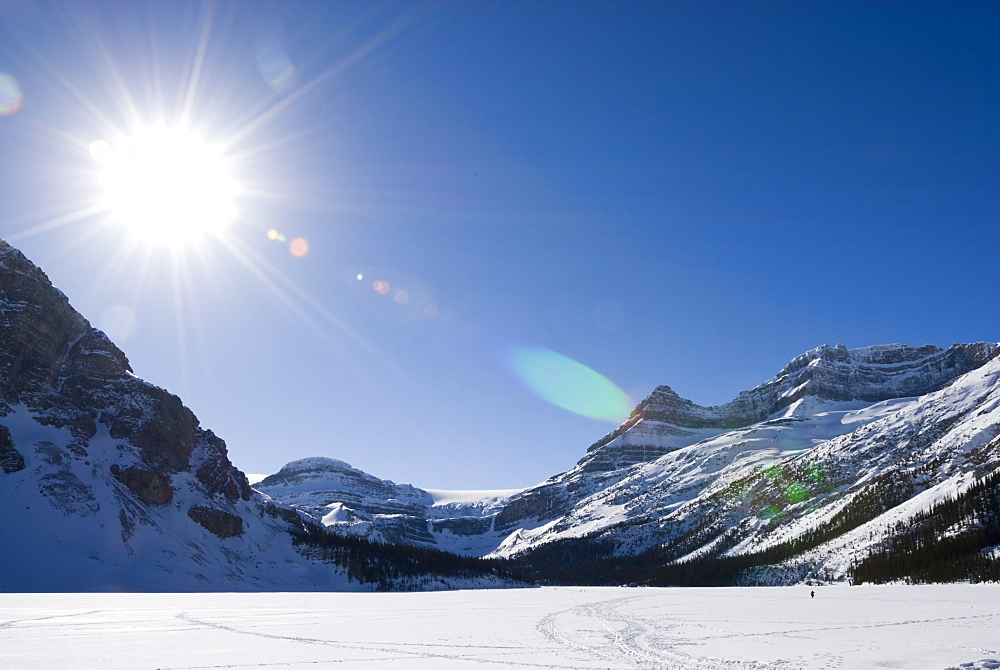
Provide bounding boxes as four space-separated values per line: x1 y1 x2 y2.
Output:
485 347 999 577
0 240 355 591
490 395 917 557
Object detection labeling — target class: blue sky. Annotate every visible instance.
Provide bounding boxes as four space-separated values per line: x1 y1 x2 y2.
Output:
1 1 997 489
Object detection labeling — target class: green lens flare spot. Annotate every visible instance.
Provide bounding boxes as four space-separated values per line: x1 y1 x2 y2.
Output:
805 463 826 483
764 464 785 481
784 482 809 505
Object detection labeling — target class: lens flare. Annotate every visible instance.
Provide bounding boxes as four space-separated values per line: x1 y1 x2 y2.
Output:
289 237 309 257
0 74 24 115
257 49 297 93
350 267 440 324
508 346 633 422
762 504 782 519
784 481 809 505
805 463 826 483
254 20 297 93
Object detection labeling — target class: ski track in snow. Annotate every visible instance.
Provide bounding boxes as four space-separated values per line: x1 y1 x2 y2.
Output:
174 611 578 669
1 586 999 669
536 595 783 669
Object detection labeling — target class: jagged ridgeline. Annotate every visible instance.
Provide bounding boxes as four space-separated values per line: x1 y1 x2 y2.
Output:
1 237 998 590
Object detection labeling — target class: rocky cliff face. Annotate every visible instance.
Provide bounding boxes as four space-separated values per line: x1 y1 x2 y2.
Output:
0 241 251 508
587 342 998 452
0 240 344 591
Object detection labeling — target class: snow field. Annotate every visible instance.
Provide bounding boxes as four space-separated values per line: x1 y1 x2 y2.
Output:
2 585 998 669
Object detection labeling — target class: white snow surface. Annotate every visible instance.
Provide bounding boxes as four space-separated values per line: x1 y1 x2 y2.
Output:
2 585 998 669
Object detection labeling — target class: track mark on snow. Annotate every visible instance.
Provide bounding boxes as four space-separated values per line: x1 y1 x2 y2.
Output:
176 612 592 669
538 595 794 669
0 609 103 629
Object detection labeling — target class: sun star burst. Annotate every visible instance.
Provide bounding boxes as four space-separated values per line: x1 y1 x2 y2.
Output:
91 124 238 246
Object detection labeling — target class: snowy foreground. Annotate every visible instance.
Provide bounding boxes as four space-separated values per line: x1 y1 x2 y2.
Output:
2 586 998 669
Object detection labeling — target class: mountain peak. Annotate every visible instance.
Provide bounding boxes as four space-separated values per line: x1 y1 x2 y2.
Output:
277 457 356 474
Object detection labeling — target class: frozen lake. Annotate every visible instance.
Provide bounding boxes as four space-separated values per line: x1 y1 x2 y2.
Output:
2 585 998 669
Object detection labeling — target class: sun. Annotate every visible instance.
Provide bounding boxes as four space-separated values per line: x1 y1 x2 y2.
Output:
90 124 238 246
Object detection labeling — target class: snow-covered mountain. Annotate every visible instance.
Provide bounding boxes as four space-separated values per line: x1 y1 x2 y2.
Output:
257 341 999 585
490 342 999 555
255 457 520 556
497 355 1000 572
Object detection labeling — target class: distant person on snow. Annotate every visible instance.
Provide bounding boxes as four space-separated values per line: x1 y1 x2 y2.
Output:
811 590 815 599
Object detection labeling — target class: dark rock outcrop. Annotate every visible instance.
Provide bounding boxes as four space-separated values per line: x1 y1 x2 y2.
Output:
111 465 174 505
187 505 244 538
0 239 258 552
194 430 253 503
0 424 25 473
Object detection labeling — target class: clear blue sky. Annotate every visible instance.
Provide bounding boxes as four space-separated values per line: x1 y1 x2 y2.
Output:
1 1 997 489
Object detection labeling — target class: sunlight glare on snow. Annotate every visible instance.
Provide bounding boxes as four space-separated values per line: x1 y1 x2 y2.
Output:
508 346 634 422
